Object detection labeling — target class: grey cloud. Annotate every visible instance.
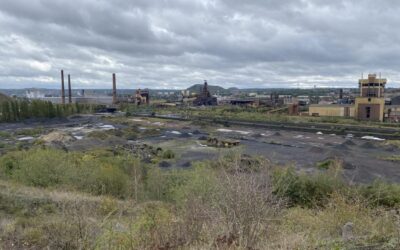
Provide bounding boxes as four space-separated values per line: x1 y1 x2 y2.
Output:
0 0 400 89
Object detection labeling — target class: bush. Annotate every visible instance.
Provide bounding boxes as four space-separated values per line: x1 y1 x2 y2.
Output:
162 150 175 159
5 148 69 187
316 159 336 169
0 148 139 199
360 180 400 207
281 193 399 249
90 164 130 198
0 131 12 138
272 166 345 208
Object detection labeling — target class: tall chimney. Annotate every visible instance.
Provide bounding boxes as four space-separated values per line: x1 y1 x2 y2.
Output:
68 74 72 104
61 70 65 104
112 73 117 104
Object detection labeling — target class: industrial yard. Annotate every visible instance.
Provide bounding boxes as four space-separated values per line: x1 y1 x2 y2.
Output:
1 113 399 183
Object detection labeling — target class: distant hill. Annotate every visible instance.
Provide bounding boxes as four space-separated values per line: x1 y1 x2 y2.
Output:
0 92 11 103
186 84 231 95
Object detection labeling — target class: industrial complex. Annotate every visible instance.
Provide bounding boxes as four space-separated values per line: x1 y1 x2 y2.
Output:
14 70 400 123
309 74 400 122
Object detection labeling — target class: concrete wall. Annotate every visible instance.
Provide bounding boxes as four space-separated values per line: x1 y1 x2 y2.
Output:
309 105 355 117
355 97 385 122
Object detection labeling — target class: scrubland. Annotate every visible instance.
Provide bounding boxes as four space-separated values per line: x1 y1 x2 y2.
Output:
0 146 400 249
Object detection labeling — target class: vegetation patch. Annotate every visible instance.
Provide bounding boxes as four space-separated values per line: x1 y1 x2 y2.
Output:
381 155 400 162
316 158 337 169
0 148 400 249
162 149 175 159
15 127 44 137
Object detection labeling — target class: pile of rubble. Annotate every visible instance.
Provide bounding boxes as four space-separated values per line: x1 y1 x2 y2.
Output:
39 131 76 150
40 131 76 144
204 137 240 148
117 143 163 162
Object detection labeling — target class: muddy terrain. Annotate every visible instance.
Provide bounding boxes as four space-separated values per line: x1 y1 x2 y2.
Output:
1 114 399 183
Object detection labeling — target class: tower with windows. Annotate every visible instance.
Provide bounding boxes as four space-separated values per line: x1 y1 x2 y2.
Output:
355 74 386 121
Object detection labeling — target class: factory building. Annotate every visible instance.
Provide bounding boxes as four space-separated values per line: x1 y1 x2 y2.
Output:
309 74 391 122
309 104 355 118
193 81 218 106
354 74 386 121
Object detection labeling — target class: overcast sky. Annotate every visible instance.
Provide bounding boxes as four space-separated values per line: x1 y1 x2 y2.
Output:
1 0 400 89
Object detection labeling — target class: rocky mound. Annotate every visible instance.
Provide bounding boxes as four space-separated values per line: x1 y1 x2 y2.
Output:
40 131 76 144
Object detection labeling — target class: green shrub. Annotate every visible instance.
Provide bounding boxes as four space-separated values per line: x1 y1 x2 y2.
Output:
162 150 175 159
15 127 44 136
121 127 139 140
272 167 345 207
360 180 400 207
0 148 139 199
91 164 129 198
316 159 335 169
98 197 119 215
0 131 11 138
87 130 111 140
7 148 68 187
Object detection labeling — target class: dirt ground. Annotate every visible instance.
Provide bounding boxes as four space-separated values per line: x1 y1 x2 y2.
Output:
1 114 399 183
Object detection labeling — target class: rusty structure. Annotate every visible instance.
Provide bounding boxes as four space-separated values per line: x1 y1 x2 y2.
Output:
68 74 72 104
112 73 117 104
134 89 150 105
61 70 65 104
193 80 217 106
288 103 299 116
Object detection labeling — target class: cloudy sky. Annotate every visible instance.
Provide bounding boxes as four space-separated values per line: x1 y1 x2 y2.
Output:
1 0 400 89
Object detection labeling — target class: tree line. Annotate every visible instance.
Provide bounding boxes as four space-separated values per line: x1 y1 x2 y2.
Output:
0 99 96 122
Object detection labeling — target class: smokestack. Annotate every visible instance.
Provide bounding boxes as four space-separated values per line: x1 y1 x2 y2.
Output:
61 70 65 104
112 73 117 104
68 74 72 104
